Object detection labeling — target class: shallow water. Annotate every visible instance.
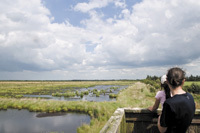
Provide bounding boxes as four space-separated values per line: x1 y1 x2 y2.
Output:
0 109 90 133
24 85 128 102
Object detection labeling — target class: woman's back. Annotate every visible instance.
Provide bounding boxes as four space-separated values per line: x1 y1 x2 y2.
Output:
158 67 196 133
161 92 195 132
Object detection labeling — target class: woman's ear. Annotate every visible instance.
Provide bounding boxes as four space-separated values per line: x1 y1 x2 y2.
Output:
181 79 185 86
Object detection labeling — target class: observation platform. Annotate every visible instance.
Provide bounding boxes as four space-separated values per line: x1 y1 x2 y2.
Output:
100 108 200 133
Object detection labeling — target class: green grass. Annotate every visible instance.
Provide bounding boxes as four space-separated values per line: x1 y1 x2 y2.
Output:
117 82 155 108
0 80 199 133
184 81 200 86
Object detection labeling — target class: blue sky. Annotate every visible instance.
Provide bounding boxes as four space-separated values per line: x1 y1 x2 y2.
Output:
0 0 200 80
42 0 141 26
42 0 88 25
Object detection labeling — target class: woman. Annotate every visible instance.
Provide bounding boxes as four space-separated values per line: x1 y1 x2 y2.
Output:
158 67 196 133
148 75 171 112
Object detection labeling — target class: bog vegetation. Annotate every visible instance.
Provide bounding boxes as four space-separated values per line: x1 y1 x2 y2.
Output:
0 79 199 133
143 75 200 94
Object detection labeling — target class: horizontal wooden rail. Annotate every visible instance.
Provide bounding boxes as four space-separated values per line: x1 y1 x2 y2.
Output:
100 108 200 133
125 108 200 124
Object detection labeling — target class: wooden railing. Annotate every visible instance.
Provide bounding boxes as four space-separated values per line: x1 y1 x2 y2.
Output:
100 108 200 133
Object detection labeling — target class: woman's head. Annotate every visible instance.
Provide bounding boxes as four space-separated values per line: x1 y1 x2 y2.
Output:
161 75 167 85
166 67 186 89
161 74 167 88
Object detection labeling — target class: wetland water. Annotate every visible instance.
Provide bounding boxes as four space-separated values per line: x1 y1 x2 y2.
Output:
24 85 128 102
0 109 90 133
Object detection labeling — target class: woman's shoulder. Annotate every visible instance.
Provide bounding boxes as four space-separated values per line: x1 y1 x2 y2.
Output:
156 90 165 97
186 92 193 97
156 90 165 95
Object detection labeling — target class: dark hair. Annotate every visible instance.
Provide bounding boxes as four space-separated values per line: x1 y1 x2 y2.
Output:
167 67 186 89
161 83 171 99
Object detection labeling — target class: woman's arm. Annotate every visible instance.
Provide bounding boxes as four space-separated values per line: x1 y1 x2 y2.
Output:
148 99 160 111
157 115 167 133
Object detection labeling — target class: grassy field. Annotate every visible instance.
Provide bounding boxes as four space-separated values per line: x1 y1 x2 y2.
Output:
0 80 134 97
184 81 200 86
0 80 199 133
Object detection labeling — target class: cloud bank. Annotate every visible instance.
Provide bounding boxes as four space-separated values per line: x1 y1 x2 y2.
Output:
0 0 200 80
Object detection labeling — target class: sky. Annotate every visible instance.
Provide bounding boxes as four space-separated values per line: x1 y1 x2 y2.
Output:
0 0 200 80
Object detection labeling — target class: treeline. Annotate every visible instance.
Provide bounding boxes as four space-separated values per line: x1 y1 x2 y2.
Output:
146 75 160 81
186 75 200 81
146 75 200 81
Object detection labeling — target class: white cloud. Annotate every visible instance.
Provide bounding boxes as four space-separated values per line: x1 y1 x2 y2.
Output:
74 0 112 13
0 0 200 79
74 0 126 13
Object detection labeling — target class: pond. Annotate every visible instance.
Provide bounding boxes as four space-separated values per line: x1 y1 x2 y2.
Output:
24 85 128 102
0 109 90 133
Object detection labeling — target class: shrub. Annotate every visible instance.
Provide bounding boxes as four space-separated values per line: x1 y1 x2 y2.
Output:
80 92 84 98
92 89 98 94
52 92 75 97
142 79 160 90
184 83 200 94
110 87 118 90
150 87 155 93
109 94 117 98
75 90 79 96
15 95 24 98
100 89 106 95
83 91 89 95
96 92 100 97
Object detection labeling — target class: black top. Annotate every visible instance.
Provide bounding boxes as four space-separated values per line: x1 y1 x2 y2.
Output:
160 92 196 133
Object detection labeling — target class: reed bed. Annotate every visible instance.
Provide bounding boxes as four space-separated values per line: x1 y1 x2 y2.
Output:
0 80 134 98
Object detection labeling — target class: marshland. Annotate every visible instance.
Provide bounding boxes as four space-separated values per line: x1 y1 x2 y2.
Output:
0 79 200 133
